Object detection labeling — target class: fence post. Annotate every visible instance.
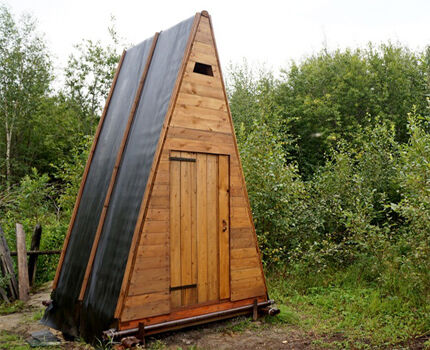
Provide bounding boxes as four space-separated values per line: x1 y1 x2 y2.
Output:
28 224 42 286
16 223 29 301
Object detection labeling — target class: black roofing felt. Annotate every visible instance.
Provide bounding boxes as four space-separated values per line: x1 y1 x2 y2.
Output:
42 16 194 340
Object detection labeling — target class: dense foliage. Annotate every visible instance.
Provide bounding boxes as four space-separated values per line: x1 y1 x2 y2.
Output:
1 4 430 346
227 50 430 344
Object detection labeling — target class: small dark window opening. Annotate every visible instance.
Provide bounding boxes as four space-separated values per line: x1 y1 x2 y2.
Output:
193 62 213 76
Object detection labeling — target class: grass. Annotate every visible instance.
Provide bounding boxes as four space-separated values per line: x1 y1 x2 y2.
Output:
0 300 25 315
266 268 430 348
263 304 300 326
145 339 202 350
32 309 44 321
0 330 62 350
221 316 256 333
146 339 167 350
1 266 428 349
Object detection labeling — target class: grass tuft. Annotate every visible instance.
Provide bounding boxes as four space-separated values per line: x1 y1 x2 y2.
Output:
0 300 25 315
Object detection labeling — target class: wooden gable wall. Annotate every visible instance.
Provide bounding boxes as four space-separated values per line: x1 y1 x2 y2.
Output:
117 14 267 327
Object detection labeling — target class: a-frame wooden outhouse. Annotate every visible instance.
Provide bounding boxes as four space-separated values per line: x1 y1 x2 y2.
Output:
43 11 274 342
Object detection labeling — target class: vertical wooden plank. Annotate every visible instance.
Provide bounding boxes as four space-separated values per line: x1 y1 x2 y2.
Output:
170 151 181 308
206 154 219 301
190 155 198 305
180 152 192 306
0 226 18 301
218 155 230 299
28 224 42 286
16 223 29 301
196 154 208 303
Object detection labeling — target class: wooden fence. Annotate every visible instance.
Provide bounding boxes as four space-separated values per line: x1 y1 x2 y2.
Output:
0 224 61 302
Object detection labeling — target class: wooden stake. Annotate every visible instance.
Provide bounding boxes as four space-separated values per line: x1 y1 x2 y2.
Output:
0 225 18 301
252 299 258 321
138 322 146 347
28 224 42 286
16 223 29 301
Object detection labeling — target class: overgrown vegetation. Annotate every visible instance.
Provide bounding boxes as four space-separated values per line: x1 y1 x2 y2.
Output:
0 3 118 284
228 56 430 346
1 3 430 348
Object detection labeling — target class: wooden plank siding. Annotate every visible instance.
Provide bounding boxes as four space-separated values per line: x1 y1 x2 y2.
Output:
119 296 267 331
119 12 266 325
206 154 219 302
120 145 173 321
169 151 181 308
196 154 208 303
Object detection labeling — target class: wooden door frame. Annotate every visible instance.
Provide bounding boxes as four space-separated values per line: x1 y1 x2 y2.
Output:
168 149 231 310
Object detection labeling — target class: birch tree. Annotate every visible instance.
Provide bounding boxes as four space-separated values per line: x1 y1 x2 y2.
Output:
0 5 51 188
64 22 121 135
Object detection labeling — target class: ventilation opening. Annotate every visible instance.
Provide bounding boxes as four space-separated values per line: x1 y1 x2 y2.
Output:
193 62 213 76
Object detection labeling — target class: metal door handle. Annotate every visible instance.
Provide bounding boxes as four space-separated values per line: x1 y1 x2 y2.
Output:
222 219 227 232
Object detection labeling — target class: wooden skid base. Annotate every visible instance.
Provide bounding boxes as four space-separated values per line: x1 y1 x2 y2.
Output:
139 309 252 336
119 296 267 330
107 297 271 339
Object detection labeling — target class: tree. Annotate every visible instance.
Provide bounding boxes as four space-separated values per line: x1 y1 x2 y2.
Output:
63 21 122 135
0 5 51 188
275 44 429 177
227 61 282 137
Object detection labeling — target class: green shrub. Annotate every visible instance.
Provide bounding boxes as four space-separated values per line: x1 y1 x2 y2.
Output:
237 121 314 265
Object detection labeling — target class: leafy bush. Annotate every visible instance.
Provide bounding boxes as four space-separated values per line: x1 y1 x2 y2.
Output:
382 110 430 304
237 121 313 265
275 44 429 177
295 121 398 269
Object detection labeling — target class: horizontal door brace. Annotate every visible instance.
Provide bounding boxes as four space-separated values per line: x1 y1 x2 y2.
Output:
170 284 197 291
169 156 196 162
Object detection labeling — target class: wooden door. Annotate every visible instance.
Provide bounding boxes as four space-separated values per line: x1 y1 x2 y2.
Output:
170 151 230 309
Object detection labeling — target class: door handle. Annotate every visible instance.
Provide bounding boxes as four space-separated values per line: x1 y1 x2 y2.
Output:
222 219 227 232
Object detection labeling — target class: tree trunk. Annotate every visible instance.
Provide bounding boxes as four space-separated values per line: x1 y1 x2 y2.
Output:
5 119 12 190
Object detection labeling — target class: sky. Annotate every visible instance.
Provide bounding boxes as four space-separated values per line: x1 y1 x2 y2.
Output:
7 0 430 78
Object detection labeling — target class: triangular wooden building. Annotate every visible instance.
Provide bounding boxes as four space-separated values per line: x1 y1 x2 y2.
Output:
43 11 272 341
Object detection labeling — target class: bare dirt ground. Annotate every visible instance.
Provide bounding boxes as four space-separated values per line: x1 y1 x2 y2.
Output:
0 283 329 349
147 321 332 350
1 283 428 349
0 281 52 335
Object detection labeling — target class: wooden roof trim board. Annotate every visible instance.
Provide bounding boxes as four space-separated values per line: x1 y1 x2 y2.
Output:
78 33 160 301
113 12 202 319
52 50 126 289
205 13 269 298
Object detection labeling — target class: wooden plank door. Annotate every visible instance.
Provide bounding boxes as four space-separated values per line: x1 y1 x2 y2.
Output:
170 151 230 309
